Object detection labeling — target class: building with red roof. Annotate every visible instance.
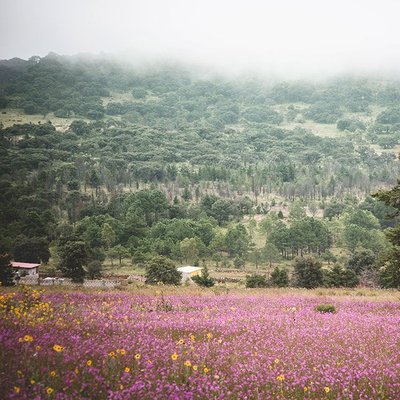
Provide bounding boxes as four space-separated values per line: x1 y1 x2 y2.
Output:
11 262 40 276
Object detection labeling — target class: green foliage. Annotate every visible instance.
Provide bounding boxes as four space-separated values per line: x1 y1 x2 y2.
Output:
225 224 251 258
57 236 87 283
13 236 50 264
192 265 215 287
293 256 323 288
245 274 268 288
347 248 376 275
87 260 102 279
378 247 400 288
145 256 181 285
323 264 359 288
315 304 336 313
0 253 15 286
270 267 289 287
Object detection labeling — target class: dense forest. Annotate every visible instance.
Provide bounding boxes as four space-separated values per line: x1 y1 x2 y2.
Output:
1 53 400 287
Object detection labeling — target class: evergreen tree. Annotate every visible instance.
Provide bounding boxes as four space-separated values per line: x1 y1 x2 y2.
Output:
0 254 15 286
192 265 215 287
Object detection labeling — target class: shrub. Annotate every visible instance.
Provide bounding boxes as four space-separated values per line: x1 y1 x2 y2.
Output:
0 253 15 286
315 304 336 313
192 266 215 287
87 260 102 279
323 264 359 288
245 274 268 288
270 267 289 287
145 256 181 285
293 256 323 288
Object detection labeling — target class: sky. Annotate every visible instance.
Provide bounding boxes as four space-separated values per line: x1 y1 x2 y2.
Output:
1 0 400 78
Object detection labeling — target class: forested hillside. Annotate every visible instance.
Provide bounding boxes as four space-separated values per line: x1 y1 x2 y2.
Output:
1 53 399 287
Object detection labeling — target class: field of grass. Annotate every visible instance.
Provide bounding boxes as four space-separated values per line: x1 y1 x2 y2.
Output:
1 286 399 399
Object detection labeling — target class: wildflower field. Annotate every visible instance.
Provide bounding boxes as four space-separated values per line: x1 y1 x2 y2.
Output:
1 287 400 399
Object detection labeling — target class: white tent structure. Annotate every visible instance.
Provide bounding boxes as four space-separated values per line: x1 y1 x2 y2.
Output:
177 266 202 282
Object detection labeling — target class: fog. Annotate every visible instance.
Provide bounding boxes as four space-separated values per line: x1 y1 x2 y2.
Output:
1 0 400 78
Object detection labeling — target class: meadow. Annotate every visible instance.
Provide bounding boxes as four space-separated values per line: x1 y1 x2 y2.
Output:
1 286 399 399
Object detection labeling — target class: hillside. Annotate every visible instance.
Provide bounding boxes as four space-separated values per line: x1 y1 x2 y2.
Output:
0 53 399 286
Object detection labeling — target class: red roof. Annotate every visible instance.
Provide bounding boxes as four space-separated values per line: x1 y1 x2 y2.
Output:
11 262 40 269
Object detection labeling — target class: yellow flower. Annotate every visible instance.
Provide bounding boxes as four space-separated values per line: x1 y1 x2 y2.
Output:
190 335 195 341
36 345 41 351
124 367 130 373
108 351 115 357
18 337 23 343
304 387 308 392
274 358 279 364
324 387 330 393
134 353 141 360
119 384 124 390
74 368 79 375
206 332 212 339
204 367 209 373
177 339 184 345
24 335 33 342
184 360 192 367
86 360 92 366
276 374 285 381
50 370 56 377
14 387 20 394
53 344 64 353
119 349 126 356
193 365 198 371
30 379 36 385
47 387 54 395
171 353 178 361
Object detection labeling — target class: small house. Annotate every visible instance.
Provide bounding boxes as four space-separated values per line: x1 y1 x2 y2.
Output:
11 262 40 276
177 266 202 282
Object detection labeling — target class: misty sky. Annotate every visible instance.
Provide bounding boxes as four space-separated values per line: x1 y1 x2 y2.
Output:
1 0 400 77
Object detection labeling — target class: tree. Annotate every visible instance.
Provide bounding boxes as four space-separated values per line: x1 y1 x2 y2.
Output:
13 236 50 264
145 256 181 285
293 256 323 288
262 242 280 269
270 267 289 287
323 264 358 288
58 237 87 283
110 244 130 266
87 260 102 279
192 265 215 287
0 253 15 286
225 224 251 257
347 248 376 275
180 237 200 264
101 223 116 250
245 274 268 288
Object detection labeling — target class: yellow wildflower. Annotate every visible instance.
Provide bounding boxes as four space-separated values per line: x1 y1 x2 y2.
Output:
119 349 126 356
193 365 198 371
177 339 184 345
30 379 35 385
119 384 124 390
204 367 209 373
124 367 130 373
171 353 178 361
108 351 115 357
86 360 92 366
274 358 279 364
36 345 41 351
24 335 33 342
304 387 308 392
134 353 141 360
47 387 54 395
206 332 212 339
184 360 192 367
190 335 195 341
74 368 79 375
14 387 20 394
50 370 56 377
53 344 64 353
276 374 285 381
324 387 330 393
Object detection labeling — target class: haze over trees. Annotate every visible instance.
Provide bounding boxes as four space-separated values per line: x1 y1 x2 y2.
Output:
0 53 399 287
